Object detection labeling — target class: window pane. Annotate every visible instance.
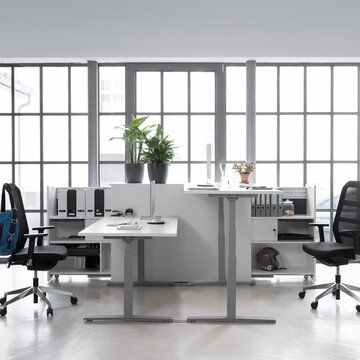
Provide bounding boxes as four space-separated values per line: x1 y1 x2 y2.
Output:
99 66 125 112
333 163 357 208
306 67 331 112
26 213 41 232
163 115 188 161
255 163 277 187
226 66 246 112
334 115 357 160
43 67 68 113
256 67 277 112
14 67 40 113
43 164 69 210
44 164 69 188
136 72 161 112
307 164 330 209
256 115 277 161
167 164 188 184
280 67 304 112
0 68 12 113
163 72 187 112
190 72 215 112
141 114 161 128
280 115 304 160
100 163 125 186
15 116 40 161
43 116 69 161
280 164 303 187
0 116 12 161
307 115 330 160
71 67 88 113
100 115 125 162
15 165 40 210
72 164 88 187
191 164 215 184
190 115 215 161
226 115 246 161
0 165 12 185
71 116 88 161
334 67 357 112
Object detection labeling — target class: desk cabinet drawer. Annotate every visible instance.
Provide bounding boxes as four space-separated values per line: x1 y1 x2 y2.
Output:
252 219 277 242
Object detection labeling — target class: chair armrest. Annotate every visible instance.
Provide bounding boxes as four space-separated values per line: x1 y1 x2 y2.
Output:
25 233 48 267
32 225 55 232
309 223 329 242
32 226 54 245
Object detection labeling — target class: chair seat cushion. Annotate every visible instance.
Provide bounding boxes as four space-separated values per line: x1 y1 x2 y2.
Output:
12 245 67 267
303 242 355 259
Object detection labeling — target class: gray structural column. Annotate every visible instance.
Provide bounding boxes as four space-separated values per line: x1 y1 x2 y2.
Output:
88 60 99 187
246 60 256 183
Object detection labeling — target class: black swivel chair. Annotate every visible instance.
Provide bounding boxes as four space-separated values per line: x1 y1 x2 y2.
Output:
0 183 77 317
299 181 360 312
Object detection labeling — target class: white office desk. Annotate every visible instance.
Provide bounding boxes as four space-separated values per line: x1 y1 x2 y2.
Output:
185 186 280 324
79 216 178 323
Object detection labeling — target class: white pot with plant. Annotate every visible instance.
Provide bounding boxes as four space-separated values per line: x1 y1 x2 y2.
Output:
232 162 255 184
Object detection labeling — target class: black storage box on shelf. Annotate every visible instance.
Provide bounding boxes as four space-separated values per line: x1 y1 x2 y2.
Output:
65 244 100 269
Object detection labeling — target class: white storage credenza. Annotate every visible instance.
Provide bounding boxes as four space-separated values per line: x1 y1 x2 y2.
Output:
251 185 316 278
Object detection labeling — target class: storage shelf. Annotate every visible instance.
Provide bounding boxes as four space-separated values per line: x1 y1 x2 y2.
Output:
251 267 315 276
252 240 314 245
49 216 102 221
278 215 314 221
49 267 111 276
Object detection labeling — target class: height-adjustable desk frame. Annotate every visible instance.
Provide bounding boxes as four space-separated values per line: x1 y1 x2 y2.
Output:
79 217 178 323
185 187 280 324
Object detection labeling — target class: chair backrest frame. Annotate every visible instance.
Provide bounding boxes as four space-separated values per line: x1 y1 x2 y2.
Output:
333 181 360 250
1 183 29 252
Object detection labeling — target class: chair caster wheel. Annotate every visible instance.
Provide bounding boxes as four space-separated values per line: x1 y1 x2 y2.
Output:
0 307 7 316
332 290 336 295
0 297 6 305
70 296 78 305
298 291 306 299
47 308 53 317
356 304 360 313
311 301 318 310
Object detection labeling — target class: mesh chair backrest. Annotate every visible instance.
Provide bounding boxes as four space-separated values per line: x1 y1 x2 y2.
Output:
1 183 29 252
333 181 360 248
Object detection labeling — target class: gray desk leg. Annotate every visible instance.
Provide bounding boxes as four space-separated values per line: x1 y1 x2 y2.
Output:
187 197 276 325
84 238 173 323
137 238 145 283
218 197 226 285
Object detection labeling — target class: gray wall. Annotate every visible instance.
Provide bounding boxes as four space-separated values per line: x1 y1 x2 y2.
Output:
1 0 360 60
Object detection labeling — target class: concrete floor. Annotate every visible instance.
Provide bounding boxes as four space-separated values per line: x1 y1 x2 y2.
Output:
0 264 360 360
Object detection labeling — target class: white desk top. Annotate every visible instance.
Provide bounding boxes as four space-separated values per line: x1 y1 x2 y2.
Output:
184 184 282 196
79 216 178 238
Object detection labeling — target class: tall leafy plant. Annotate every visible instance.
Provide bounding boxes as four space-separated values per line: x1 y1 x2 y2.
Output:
142 125 176 164
109 115 152 163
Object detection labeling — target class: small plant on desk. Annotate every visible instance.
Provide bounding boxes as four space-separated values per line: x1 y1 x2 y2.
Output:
232 162 255 184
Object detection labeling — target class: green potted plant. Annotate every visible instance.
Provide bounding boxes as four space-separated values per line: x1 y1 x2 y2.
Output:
142 125 176 184
232 162 255 184
109 115 152 183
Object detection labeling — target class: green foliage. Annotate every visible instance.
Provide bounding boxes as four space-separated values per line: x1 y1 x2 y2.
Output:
232 162 255 174
142 125 176 164
109 115 153 163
